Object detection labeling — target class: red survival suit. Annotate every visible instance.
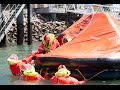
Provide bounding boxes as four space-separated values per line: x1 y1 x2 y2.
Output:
22 33 60 64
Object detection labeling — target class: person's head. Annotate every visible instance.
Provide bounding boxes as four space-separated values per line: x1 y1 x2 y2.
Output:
42 33 55 45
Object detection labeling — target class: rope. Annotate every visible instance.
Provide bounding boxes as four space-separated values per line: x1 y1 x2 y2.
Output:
75 69 87 80
45 68 49 75
39 68 43 75
87 69 108 81
39 67 107 81
76 68 108 81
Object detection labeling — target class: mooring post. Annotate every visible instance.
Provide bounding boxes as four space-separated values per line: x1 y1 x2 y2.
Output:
17 9 24 45
27 4 32 45
0 4 6 47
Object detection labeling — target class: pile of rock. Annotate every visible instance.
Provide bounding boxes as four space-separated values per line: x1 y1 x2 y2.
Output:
6 16 67 43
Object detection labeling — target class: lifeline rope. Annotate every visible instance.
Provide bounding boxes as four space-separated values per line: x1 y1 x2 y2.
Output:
44 68 49 75
76 68 108 81
38 67 108 81
75 69 87 80
39 68 43 75
87 69 108 80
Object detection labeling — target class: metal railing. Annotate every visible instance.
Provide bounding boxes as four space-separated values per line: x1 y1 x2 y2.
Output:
48 4 66 13
0 4 11 26
2 4 19 23
48 4 120 19
0 4 26 42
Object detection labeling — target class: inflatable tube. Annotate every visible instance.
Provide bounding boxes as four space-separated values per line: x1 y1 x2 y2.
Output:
34 56 120 69
34 55 120 80
35 65 120 80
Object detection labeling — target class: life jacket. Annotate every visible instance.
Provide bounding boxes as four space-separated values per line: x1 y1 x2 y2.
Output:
44 39 60 53
38 33 60 53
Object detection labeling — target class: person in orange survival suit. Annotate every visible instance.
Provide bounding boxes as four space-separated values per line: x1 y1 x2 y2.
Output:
22 33 60 64
36 33 60 54
56 34 73 45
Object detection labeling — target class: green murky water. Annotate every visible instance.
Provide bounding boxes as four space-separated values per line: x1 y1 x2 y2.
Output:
0 42 120 85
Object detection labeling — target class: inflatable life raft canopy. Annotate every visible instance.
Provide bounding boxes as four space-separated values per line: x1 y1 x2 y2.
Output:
35 12 120 69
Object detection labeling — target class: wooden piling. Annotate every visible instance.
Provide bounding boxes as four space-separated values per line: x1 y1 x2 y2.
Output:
27 4 32 45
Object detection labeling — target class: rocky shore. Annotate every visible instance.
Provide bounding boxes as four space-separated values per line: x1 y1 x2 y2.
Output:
4 10 81 44
6 14 68 43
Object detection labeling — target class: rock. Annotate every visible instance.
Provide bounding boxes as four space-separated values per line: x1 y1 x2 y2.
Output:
6 12 68 43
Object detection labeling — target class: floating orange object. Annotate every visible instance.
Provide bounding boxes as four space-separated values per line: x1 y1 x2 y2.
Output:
35 12 120 69
20 12 120 80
